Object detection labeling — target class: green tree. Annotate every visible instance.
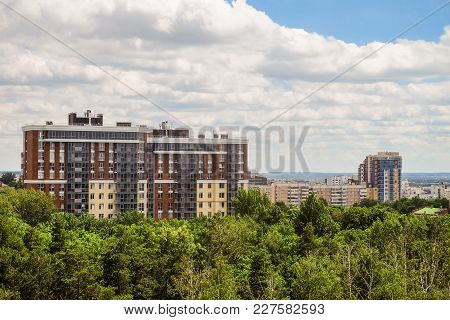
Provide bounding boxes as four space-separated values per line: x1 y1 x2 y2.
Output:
291 254 343 299
232 188 275 223
292 193 339 237
0 172 17 187
0 188 56 226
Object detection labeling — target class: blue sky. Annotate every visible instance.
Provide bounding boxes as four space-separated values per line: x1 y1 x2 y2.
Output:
247 0 450 44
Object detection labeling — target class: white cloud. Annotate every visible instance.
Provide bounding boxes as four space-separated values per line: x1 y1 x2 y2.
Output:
0 0 449 172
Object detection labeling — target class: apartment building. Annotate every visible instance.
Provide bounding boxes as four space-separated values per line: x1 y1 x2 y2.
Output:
22 111 248 220
254 182 366 207
358 151 402 202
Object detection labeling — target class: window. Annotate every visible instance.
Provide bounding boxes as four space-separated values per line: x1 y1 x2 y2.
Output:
219 192 225 198
99 143 105 151
221 202 225 208
99 152 104 161
99 214 104 219
108 214 113 219
208 183 212 188
208 202 212 208
108 203 113 210
219 183 225 188
99 183 104 189
99 193 104 200
99 204 105 210
208 193 212 198
199 183 203 188
108 183 114 189
90 204 95 210
208 212 212 217
108 193 114 200
199 193 203 198
199 203 203 208
90 193 95 200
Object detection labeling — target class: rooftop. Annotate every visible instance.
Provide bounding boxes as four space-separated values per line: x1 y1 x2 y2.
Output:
413 207 445 215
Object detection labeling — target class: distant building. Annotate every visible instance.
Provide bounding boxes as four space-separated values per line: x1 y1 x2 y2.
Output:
255 181 366 207
312 184 367 207
324 175 358 186
249 171 269 186
402 181 450 200
359 151 402 202
22 110 248 220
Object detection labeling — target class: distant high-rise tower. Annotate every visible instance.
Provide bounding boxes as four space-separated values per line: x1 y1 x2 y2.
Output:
358 152 402 202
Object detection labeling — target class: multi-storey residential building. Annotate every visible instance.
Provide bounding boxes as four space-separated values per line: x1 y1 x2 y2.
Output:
358 151 402 202
22 111 248 220
324 175 358 186
248 171 269 186
254 181 366 207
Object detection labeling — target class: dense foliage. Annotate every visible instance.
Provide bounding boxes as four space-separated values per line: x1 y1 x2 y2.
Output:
0 187 449 300
0 172 21 189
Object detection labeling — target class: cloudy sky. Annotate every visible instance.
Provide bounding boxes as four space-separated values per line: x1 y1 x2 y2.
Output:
0 0 449 172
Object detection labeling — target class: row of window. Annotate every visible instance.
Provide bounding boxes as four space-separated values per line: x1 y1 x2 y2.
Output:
198 183 226 189
198 202 226 209
90 193 114 200
198 192 225 199
89 183 115 189
97 214 115 219
90 203 114 210
48 130 138 140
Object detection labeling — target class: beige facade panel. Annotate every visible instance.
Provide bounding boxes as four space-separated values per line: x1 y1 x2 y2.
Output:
88 181 116 219
196 180 227 217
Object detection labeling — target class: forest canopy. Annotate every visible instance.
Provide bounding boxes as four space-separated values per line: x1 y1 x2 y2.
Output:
0 187 449 300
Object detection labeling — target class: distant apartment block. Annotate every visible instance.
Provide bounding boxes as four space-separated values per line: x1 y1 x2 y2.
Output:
248 171 269 186
402 180 450 200
255 181 367 207
22 111 248 219
358 151 402 202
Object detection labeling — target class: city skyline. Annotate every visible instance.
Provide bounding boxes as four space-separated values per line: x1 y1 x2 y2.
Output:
0 0 449 172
